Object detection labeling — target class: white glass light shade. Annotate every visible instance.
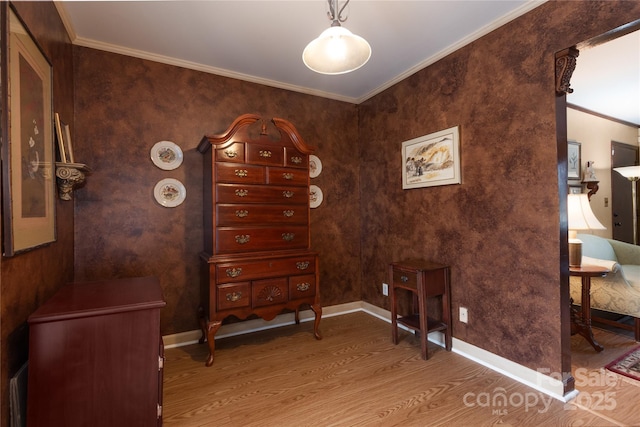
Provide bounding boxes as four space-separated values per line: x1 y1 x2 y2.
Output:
613 165 640 180
567 193 606 231
303 26 371 75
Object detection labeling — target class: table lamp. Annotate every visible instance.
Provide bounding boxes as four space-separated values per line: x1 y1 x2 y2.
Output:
567 193 606 267
613 165 640 245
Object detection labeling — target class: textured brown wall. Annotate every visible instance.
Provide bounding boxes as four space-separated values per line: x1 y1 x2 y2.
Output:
359 0 640 374
72 48 361 335
0 2 75 425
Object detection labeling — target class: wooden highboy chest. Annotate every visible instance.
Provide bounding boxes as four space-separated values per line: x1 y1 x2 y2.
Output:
197 114 321 366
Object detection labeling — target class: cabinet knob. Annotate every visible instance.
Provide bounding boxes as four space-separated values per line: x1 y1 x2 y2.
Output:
226 292 242 302
282 172 294 180
225 267 243 278
401 275 409 283
224 150 237 158
296 261 309 270
235 235 250 244
259 150 272 158
235 169 248 178
290 156 302 164
235 189 248 197
282 190 294 198
283 210 295 217
235 210 249 218
282 233 295 242
296 283 311 292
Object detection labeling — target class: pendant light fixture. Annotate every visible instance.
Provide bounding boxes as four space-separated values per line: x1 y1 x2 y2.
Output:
303 0 371 75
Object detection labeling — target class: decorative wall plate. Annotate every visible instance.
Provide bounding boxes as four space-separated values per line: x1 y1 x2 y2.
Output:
154 178 186 207
309 184 323 208
150 140 183 170
309 155 322 178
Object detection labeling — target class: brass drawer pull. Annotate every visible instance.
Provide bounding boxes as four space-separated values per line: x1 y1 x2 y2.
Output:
225 267 243 278
235 210 249 218
290 156 302 164
296 261 309 270
282 172 294 180
224 150 237 158
282 233 295 242
401 275 409 283
235 189 248 197
259 150 272 158
296 283 311 292
235 235 250 244
226 292 242 302
283 210 294 217
235 169 248 177
282 190 294 198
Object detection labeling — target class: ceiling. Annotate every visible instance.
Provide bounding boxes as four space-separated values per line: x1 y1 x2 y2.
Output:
55 1 639 125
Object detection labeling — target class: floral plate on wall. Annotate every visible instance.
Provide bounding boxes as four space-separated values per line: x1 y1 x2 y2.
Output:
154 178 186 207
150 140 183 170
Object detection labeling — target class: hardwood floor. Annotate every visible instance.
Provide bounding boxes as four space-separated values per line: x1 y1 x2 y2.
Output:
163 312 640 426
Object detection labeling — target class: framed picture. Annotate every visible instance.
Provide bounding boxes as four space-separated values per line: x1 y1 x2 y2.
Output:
402 126 461 189
567 141 581 181
1 6 56 256
55 112 74 163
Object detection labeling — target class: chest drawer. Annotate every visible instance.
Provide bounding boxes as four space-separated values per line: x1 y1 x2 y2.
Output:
247 144 284 165
215 142 245 163
217 282 250 310
267 167 308 186
285 148 308 169
391 264 446 296
216 227 309 254
216 204 308 226
216 184 308 204
216 256 316 283
289 274 316 299
216 163 265 184
252 278 289 307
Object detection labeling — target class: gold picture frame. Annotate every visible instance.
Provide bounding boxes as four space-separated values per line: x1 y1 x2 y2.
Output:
1 6 56 256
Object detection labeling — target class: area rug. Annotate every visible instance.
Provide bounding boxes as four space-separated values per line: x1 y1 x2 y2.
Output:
605 346 640 381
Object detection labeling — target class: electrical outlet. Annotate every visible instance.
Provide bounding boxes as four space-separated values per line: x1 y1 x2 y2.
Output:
382 283 389 296
459 307 468 323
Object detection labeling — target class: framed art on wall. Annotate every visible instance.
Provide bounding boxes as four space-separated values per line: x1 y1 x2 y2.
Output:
402 126 461 189
567 140 581 181
1 6 56 256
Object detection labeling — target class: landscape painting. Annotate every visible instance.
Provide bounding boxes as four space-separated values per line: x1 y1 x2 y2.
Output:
402 126 461 189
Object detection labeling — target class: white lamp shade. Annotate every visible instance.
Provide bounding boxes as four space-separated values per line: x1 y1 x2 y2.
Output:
567 193 606 231
613 165 640 179
303 26 371 75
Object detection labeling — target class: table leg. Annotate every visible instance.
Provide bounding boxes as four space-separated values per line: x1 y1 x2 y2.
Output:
578 276 604 352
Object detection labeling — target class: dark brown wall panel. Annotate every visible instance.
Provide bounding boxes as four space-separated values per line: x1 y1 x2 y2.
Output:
0 1 75 424
358 0 640 375
72 48 361 335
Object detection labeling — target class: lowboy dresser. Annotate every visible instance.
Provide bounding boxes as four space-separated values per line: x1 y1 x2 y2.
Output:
197 114 322 366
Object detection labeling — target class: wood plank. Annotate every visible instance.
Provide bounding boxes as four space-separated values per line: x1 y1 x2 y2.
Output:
163 312 639 426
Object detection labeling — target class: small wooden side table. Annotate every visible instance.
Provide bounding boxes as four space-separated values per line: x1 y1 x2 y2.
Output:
390 260 452 359
569 265 609 352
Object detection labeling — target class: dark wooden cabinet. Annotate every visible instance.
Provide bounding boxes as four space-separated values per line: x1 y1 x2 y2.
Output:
197 114 322 366
27 276 166 427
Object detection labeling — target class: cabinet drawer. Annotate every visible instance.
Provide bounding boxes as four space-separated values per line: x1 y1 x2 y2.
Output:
289 274 316 299
285 148 308 169
217 282 250 310
392 268 418 289
216 227 309 254
216 256 316 282
267 167 308 186
216 204 308 226
216 184 308 204
246 144 284 165
215 142 245 163
252 278 288 307
216 163 265 184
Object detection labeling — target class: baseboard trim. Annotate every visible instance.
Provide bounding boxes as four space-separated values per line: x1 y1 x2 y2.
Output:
163 301 571 402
